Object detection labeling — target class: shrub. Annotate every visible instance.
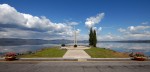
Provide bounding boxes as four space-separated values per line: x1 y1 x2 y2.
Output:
61 44 65 47
26 51 33 54
5 52 17 61
130 52 146 61
74 44 77 47
134 52 145 57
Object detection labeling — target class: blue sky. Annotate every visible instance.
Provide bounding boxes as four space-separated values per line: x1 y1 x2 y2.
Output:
0 0 150 40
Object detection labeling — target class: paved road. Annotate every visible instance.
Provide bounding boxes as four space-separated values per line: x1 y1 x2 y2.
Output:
0 61 150 72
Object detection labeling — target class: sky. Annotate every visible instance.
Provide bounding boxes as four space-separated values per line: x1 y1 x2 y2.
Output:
0 0 150 41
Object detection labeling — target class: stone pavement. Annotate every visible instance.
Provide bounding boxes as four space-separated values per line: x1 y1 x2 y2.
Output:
63 46 91 58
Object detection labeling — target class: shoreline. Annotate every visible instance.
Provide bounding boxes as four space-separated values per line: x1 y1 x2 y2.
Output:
1 46 129 58
1 45 149 60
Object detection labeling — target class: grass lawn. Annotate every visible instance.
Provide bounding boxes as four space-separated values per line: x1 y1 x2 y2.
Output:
19 47 67 58
85 47 129 58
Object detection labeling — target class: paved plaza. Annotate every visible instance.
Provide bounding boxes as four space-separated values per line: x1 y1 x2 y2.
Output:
63 50 91 58
63 46 91 58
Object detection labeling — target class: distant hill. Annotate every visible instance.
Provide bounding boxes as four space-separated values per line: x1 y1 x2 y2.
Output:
0 38 48 46
78 40 150 43
99 40 150 43
0 38 150 46
48 39 73 44
0 38 73 46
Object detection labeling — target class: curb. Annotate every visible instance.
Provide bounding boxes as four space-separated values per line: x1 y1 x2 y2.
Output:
0 58 150 61
19 58 78 61
87 58 150 61
0 58 78 61
87 58 131 61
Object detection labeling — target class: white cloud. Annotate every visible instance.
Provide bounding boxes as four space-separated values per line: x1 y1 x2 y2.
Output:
0 28 75 40
0 4 79 39
118 25 150 40
93 27 97 30
0 4 26 25
124 33 150 40
118 28 126 32
98 27 102 32
76 29 81 34
76 34 88 41
0 28 34 38
91 27 102 34
98 25 150 41
141 21 149 25
128 26 150 32
67 22 79 26
85 12 105 28
128 26 135 31
98 33 123 41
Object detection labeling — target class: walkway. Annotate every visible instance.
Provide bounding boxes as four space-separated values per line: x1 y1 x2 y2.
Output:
63 46 91 58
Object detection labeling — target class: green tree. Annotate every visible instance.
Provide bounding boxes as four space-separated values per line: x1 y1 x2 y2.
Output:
89 27 93 46
93 30 97 47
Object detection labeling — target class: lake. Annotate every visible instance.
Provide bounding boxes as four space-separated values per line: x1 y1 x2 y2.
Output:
0 42 150 56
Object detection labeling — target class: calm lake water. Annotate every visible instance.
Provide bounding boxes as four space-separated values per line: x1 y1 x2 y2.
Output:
0 42 150 56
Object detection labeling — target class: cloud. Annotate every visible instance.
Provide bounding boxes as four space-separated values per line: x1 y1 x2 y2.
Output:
98 27 102 32
100 25 150 40
0 28 75 40
91 27 102 34
118 26 150 34
85 12 105 28
0 4 26 25
67 22 79 26
76 29 81 34
0 28 34 38
0 4 79 39
118 25 150 40
98 33 123 41
118 28 126 32
141 21 149 25
93 27 97 30
77 34 88 40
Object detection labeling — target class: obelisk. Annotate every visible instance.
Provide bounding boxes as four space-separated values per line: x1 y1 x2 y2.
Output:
74 26 77 46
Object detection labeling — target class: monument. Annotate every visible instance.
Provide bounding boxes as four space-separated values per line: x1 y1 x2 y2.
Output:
74 26 77 47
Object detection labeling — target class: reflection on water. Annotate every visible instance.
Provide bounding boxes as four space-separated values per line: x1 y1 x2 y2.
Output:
0 43 150 56
0 44 59 55
97 43 150 56
68 43 150 56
